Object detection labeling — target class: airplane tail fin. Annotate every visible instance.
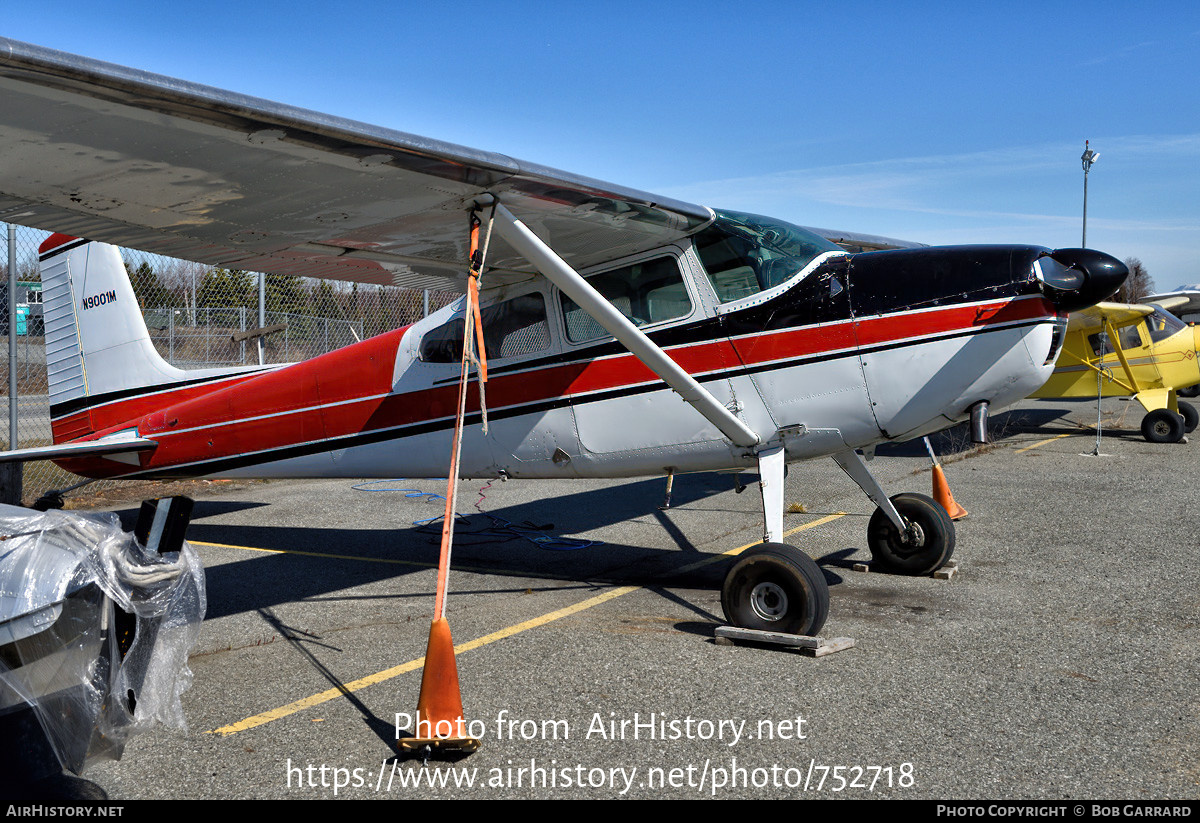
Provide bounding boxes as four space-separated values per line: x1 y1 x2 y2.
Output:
38 234 259 442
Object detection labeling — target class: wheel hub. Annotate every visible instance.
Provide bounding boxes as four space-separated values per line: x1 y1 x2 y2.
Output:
902 520 925 547
749 581 788 621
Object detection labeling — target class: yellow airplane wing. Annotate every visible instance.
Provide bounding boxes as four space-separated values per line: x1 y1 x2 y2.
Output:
1066 302 1154 333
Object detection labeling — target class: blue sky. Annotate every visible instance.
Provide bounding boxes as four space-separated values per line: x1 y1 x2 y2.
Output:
4 1 1199 288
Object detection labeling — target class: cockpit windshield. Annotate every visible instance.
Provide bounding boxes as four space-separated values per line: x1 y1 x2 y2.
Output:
693 210 842 303
1146 307 1187 343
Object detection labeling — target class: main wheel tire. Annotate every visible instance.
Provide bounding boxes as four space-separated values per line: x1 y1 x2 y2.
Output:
1141 408 1186 443
721 543 829 636
867 492 955 575
1178 402 1198 433
1178 385 1200 398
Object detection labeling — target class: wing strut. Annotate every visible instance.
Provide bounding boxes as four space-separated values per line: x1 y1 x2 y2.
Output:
491 203 761 449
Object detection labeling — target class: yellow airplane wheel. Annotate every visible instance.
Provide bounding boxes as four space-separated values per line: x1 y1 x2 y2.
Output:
1178 402 1198 433
1141 409 1186 443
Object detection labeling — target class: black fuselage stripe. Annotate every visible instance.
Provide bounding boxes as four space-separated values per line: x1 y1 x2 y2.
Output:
38 238 90 261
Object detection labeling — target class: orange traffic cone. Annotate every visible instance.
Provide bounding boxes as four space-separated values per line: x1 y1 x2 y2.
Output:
398 618 480 756
931 464 968 520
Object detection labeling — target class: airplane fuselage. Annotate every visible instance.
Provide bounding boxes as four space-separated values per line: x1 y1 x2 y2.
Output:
50 216 1091 483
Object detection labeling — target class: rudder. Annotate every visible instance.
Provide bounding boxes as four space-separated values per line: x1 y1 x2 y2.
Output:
38 234 262 442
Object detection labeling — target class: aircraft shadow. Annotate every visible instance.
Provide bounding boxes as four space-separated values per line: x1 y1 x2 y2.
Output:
108 472 820 621
191 529 735 621
109 498 271 532
257 606 397 748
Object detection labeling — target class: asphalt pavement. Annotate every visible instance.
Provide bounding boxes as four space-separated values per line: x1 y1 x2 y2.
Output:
77 397 1199 799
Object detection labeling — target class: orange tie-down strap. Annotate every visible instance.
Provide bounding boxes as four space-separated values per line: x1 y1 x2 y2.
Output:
468 213 488 383
432 210 492 620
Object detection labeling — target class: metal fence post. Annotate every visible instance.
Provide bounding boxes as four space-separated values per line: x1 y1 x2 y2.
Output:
5 231 439 505
8 223 16 447
258 273 265 366
1 224 22 504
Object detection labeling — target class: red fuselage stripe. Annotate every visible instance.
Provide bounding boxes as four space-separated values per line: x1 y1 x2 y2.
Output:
60 297 1053 477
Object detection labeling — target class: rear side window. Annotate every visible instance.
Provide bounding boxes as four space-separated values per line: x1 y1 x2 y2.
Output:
560 256 691 343
420 293 550 362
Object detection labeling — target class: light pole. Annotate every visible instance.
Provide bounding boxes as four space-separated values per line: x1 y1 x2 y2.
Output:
1081 140 1099 248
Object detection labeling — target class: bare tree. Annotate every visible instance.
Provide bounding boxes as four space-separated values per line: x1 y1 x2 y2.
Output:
1116 257 1154 303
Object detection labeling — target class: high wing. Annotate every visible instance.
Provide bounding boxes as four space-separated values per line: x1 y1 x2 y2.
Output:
0 37 773 456
1143 290 1200 318
1144 295 1191 312
0 38 711 292
1065 301 1154 333
805 227 926 252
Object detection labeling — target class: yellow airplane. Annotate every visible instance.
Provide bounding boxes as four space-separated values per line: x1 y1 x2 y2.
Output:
1143 288 1200 398
1031 301 1200 443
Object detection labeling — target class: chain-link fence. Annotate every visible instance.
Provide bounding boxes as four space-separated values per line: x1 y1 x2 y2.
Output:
1 223 457 505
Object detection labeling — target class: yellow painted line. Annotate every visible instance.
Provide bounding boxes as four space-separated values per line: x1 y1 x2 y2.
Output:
207 513 845 737
672 512 846 575
210 585 637 736
192 540 431 569
1013 433 1073 454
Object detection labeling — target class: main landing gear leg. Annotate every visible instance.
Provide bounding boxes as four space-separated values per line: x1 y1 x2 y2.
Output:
720 446 829 636
832 449 955 575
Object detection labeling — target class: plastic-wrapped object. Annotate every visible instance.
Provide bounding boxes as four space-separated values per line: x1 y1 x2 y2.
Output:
0 503 205 775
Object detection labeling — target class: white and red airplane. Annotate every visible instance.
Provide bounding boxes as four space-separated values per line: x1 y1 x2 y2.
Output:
0 39 1127 637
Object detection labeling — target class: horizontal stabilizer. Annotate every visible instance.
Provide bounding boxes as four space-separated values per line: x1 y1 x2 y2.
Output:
0 432 157 464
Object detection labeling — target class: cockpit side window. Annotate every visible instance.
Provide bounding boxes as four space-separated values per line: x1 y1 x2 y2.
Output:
1118 323 1144 350
420 292 551 363
693 210 840 303
560 256 691 343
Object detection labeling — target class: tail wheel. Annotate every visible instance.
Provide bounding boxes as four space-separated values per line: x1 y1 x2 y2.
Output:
721 543 829 636
1177 402 1198 433
1141 408 1186 443
867 492 955 575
